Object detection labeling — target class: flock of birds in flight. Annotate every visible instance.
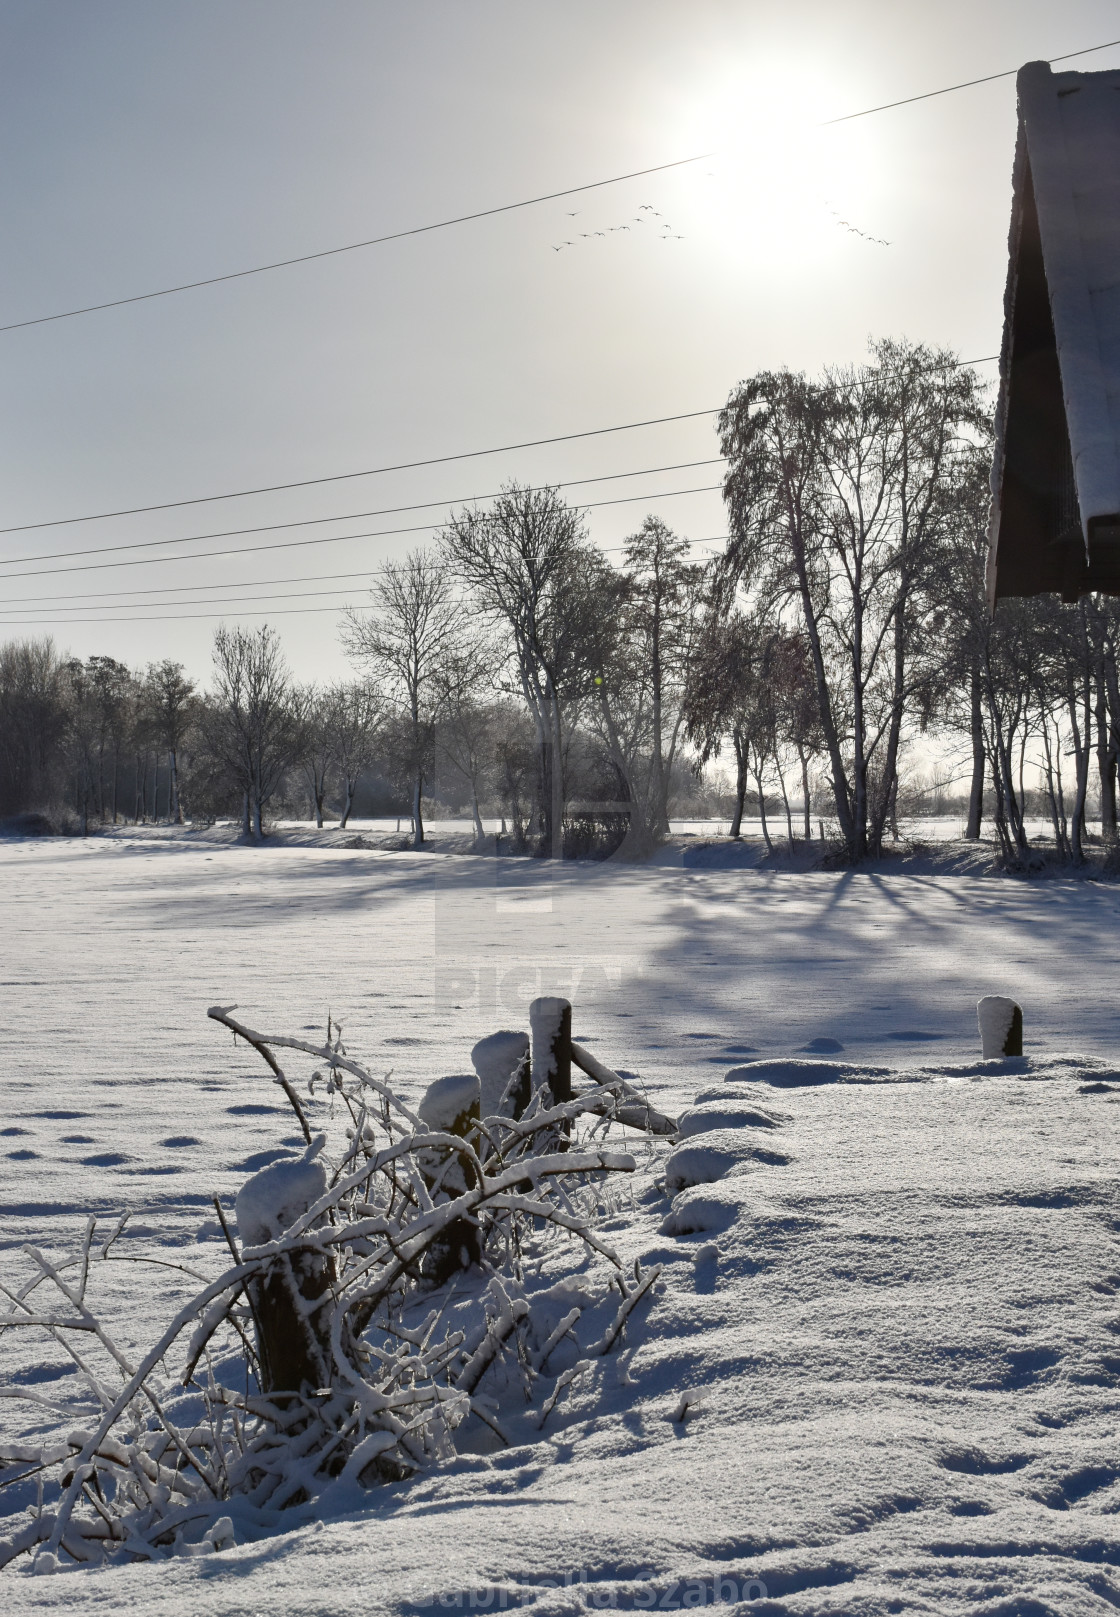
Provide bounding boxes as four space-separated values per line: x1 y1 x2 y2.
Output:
825 205 891 247
551 203 684 251
550 199 891 253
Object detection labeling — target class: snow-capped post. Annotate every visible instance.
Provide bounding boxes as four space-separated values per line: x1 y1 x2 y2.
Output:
418 1073 483 1277
234 1145 335 1398
977 995 1023 1058
530 996 572 1107
471 1029 531 1118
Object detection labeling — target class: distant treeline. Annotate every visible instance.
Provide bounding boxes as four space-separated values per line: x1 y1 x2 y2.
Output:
4 339 1119 865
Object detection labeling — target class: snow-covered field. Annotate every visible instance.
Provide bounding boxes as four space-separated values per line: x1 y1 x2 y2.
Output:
4 828 1120 1614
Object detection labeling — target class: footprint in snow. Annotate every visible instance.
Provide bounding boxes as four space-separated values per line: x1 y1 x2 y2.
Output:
235 1148 295 1172
939 1448 1032 1476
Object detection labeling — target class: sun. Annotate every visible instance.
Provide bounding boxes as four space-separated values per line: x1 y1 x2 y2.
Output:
662 54 888 269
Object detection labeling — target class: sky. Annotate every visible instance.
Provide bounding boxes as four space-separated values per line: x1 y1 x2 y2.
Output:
1 0 1118 685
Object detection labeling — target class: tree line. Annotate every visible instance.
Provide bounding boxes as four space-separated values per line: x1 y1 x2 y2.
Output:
3 338 1119 864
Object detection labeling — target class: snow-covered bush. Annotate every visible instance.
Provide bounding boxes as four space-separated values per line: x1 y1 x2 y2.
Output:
0 1007 658 1572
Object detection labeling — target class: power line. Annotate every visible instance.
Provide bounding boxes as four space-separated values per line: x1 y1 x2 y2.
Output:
4 35 1118 338
0 480 725 585
0 154 712 337
4 517 723 606
821 36 1120 124
0 457 725 569
0 602 375 626
0 537 729 626
0 409 721 539
0 354 1000 545
4 582 378 616
4 564 383 607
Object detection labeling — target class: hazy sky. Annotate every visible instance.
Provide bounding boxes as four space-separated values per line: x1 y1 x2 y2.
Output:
1 0 1118 683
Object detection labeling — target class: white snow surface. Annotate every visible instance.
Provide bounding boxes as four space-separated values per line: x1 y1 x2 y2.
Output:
5 828 1120 1612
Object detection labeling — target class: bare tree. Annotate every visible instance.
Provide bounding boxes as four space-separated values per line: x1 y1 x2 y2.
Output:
685 610 797 848
205 625 297 838
0 638 69 818
622 518 706 836
718 340 990 860
145 660 195 823
323 680 382 828
62 659 99 834
437 636 502 843
443 484 588 858
292 684 335 827
341 552 462 848
491 701 538 847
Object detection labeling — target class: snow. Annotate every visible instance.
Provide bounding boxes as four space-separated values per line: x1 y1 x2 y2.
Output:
234 1149 328 1248
470 1030 529 1115
664 1129 793 1192
978 994 1022 1059
529 994 570 1092
5 828 1120 1611
677 1099 787 1134
417 1071 480 1130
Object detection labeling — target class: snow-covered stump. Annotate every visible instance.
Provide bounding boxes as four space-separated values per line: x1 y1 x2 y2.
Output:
978 995 1024 1058
530 996 572 1107
418 1073 483 1279
471 1029 531 1119
234 1150 335 1399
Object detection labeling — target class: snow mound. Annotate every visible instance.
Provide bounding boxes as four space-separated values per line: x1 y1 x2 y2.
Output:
664 1129 792 1192
234 1154 328 1249
470 1030 529 1115
725 1058 894 1086
660 1178 748 1235
677 1100 785 1136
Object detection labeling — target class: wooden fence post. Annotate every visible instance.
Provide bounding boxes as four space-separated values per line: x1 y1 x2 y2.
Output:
418 1074 483 1279
977 995 1023 1057
530 996 572 1108
234 1157 335 1399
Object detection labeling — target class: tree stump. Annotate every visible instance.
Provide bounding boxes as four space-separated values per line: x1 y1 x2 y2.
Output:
418 1073 483 1279
234 1156 335 1398
470 1030 531 1118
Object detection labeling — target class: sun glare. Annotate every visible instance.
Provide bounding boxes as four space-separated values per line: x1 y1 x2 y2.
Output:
666 56 889 270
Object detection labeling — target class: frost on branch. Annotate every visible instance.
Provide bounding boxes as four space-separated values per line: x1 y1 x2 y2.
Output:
0 1005 664 1573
